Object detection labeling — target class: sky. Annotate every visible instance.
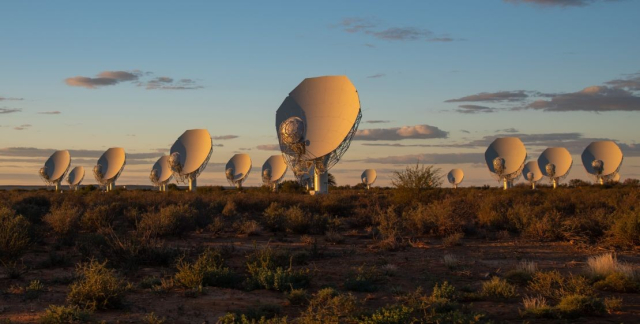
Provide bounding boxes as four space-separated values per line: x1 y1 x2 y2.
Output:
1 0 639 188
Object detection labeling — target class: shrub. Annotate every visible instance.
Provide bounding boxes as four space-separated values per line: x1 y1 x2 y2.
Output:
285 288 309 306
12 195 50 223
81 205 116 232
359 304 415 324
67 259 128 310
505 260 538 284
143 312 166 324
284 206 327 235
391 163 443 191
0 207 31 262
528 270 593 300
344 266 383 292
263 202 287 232
25 279 45 300
607 210 640 248
586 253 618 279
593 272 639 292
556 294 606 318
521 295 553 318
298 288 359 323
43 205 81 243
376 207 402 240
604 296 623 313
174 249 239 289
481 277 517 299
443 254 458 270
442 232 464 247
235 220 262 236
138 204 197 237
39 305 92 324
324 230 344 244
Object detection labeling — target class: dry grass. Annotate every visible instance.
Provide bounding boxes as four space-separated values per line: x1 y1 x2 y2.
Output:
443 254 459 269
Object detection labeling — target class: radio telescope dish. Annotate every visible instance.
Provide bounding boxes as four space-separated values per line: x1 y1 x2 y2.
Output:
150 155 173 191
485 137 527 190
447 169 464 189
538 147 572 189
40 150 71 192
522 161 543 189
94 148 126 192
276 75 362 195
262 155 288 191
225 153 252 189
66 166 85 191
169 129 213 192
611 173 620 183
581 141 623 185
361 169 377 190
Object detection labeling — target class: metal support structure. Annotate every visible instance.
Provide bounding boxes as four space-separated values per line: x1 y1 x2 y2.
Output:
313 170 328 195
189 177 197 192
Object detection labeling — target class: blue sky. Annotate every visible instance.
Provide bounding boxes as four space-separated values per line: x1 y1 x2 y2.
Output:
1 0 639 187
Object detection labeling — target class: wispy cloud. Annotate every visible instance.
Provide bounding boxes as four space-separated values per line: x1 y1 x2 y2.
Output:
525 86 640 112
365 120 391 124
338 17 456 42
256 144 280 151
445 90 529 103
13 124 31 130
0 97 23 101
504 0 617 7
0 108 21 114
350 153 484 165
355 124 448 141
497 128 519 133
212 135 238 140
455 105 498 114
65 70 202 90
367 73 386 79
37 111 61 115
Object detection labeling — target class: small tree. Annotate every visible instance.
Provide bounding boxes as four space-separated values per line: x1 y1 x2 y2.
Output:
328 173 337 187
391 163 443 190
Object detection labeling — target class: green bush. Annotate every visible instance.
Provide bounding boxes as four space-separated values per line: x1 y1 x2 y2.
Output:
556 294 606 318
174 248 239 289
138 204 197 237
344 266 384 292
480 277 517 299
593 272 639 292
284 206 327 234
263 202 287 232
360 304 415 324
528 270 593 300
43 205 82 243
67 259 129 310
298 288 359 323
39 305 92 324
0 207 31 262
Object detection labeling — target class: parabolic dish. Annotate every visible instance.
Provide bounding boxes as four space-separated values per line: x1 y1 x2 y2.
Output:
361 169 377 185
447 169 464 185
97 147 126 181
581 141 623 176
276 75 361 161
485 137 527 176
170 129 213 175
522 161 543 182
67 166 85 186
152 155 173 183
262 155 288 183
226 153 252 182
612 173 620 182
538 147 573 178
43 150 71 182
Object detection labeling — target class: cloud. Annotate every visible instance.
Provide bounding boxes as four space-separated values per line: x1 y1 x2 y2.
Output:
455 105 497 114
351 153 484 165
365 120 390 124
605 72 640 91
355 125 448 141
0 147 168 161
497 128 519 133
213 144 224 147
338 17 455 42
65 70 202 90
445 91 529 103
13 124 31 130
367 73 386 79
256 144 280 151
460 130 470 134
0 97 23 101
504 0 615 7
212 135 238 140
37 111 61 115
65 70 140 89
143 77 203 90
0 108 21 114
525 86 640 112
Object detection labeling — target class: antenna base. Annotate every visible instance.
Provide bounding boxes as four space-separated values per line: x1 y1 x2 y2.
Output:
313 171 328 195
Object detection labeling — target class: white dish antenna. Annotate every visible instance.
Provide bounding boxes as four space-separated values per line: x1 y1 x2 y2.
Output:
150 155 173 191
485 137 527 190
169 129 213 192
538 147 572 189
40 150 71 192
581 141 623 185
66 166 85 191
94 147 126 192
225 153 252 189
361 169 377 190
447 169 464 189
262 155 288 191
611 173 620 183
276 75 362 195
522 161 543 189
